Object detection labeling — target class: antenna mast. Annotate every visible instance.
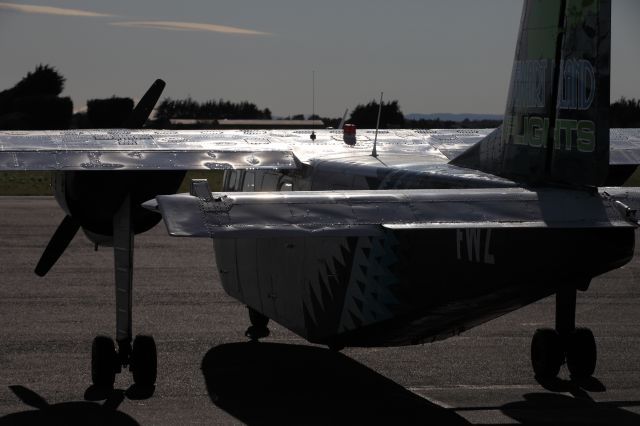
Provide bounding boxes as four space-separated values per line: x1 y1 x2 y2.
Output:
310 70 316 140
372 92 383 158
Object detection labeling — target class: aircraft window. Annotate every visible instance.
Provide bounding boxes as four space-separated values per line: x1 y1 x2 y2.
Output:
224 171 237 191
243 172 255 192
279 178 293 191
261 173 279 191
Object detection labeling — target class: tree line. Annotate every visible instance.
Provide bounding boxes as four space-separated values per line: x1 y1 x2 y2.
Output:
154 98 272 125
1 65 639 130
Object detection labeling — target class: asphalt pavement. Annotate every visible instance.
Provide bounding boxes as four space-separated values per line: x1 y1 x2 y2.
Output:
1 196 640 425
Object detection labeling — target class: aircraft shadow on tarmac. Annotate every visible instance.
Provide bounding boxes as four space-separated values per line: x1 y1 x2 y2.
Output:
0 385 139 426
499 392 640 425
201 342 640 425
201 342 469 425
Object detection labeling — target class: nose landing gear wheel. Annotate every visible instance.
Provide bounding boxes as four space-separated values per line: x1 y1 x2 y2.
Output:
531 328 564 378
91 335 118 388
130 335 157 386
566 327 597 379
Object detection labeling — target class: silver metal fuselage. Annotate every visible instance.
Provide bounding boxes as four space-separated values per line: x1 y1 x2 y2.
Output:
212 153 636 347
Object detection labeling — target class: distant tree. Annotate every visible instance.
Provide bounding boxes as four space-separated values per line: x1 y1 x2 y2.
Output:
348 100 405 128
86 97 134 128
404 118 502 129
291 114 305 120
154 97 271 125
0 65 72 129
321 117 342 128
611 97 640 128
13 64 65 97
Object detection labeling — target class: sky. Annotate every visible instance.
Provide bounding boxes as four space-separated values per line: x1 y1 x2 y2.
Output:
0 0 638 118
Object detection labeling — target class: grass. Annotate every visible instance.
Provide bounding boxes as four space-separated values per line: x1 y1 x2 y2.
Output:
0 172 53 195
624 168 640 187
0 170 223 196
177 170 223 192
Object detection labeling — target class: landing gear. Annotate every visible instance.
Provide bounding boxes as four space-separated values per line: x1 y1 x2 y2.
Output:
245 307 270 341
91 336 118 387
566 327 597 378
90 194 157 388
130 335 158 386
530 286 597 379
531 328 563 378
90 335 157 387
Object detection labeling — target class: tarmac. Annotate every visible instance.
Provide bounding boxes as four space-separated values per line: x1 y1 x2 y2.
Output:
1 196 640 425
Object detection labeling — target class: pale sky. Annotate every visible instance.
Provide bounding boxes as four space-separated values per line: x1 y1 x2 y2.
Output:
0 0 638 117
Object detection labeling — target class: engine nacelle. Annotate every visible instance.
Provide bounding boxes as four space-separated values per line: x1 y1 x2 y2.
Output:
52 170 185 243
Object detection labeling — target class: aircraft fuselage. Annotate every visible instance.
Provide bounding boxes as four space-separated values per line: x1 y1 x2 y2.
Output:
213 156 635 347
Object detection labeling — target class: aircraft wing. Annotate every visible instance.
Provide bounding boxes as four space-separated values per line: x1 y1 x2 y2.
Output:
610 129 640 165
0 128 491 171
146 187 640 239
1 128 638 171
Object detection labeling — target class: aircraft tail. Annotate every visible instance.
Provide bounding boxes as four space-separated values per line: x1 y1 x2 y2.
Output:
451 0 611 187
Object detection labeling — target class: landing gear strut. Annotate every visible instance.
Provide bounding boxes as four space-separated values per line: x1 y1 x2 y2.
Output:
245 306 270 341
90 194 157 388
531 285 597 379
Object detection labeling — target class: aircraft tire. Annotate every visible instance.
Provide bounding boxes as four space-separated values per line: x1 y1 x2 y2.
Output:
91 335 117 388
531 328 564 378
130 335 157 386
566 327 597 379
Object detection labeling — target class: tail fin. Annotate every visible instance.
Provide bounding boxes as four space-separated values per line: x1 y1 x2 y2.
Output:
452 0 611 187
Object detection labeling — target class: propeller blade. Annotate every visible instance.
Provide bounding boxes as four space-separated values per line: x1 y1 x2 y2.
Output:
34 215 80 277
123 78 166 128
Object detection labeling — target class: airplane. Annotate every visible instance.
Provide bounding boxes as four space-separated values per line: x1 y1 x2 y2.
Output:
1 0 640 391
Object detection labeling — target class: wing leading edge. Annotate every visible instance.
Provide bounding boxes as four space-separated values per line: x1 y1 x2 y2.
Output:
1 128 638 172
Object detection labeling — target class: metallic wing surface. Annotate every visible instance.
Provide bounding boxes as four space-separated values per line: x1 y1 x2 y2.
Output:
0 128 474 171
1 128 638 172
149 187 640 239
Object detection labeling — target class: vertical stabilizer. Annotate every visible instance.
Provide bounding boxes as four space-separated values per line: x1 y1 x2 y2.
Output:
452 0 611 187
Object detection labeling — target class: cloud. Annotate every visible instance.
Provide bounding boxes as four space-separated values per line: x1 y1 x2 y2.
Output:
0 3 269 36
111 20 270 36
0 2 112 17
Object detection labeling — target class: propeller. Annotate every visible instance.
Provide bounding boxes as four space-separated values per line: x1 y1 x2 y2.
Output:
34 215 80 276
34 79 166 277
123 79 166 128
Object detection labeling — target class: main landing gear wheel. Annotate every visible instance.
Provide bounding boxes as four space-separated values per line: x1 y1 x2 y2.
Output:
245 307 270 341
566 327 597 379
130 335 157 386
531 328 564 378
91 336 118 388
531 286 598 380
91 334 157 388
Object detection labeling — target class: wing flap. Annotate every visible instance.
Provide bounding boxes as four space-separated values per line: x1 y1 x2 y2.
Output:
148 187 640 239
